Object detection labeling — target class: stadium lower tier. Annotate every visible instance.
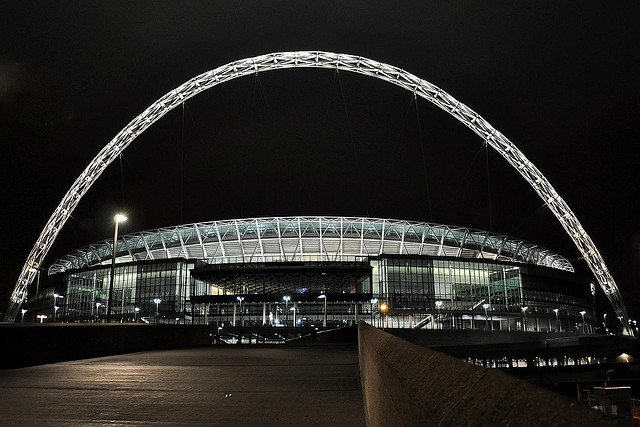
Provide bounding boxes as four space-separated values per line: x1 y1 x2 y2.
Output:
23 254 597 334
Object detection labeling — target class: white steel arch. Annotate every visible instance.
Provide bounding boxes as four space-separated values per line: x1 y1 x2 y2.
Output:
5 51 631 331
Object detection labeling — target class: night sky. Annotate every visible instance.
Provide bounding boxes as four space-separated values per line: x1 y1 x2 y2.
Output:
1 2 639 321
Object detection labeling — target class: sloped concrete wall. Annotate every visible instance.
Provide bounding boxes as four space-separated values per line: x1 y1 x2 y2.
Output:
0 324 210 369
357 322 620 426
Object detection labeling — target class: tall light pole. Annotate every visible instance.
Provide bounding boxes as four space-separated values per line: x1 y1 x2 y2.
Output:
435 300 443 329
379 302 389 330
370 298 378 326
521 306 528 331
153 298 161 323
107 214 127 323
553 308 561 332
290 306 297 327
283 296 291 327
28 266 43 323
579 310 587 334
237 296 245 327
134 307 140 323
318 294 327 327
53 293 63 321
482 303 490 330
603 313 608 333
21 309 27 323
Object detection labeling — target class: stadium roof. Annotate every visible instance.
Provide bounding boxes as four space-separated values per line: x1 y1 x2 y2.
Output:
49 216 573 274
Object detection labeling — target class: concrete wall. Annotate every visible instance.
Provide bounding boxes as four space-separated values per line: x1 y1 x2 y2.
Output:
0 324 210 369
357 322 621 426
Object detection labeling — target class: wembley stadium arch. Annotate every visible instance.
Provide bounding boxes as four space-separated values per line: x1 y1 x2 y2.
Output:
5 51 632 334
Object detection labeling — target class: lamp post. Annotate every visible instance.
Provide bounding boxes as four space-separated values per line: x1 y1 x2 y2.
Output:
379 302 389 330
236 296 245 327
21 309 27 323
521 306 528 331
579 310 587 334
37 314 47 323
553 308 560 332
482 303 490 330
618 315 625 334
107 214 127 323
370 298 378 326
603 313 608 333
28 266 43 323
53 293 63 321
283 296 291 327
134 307 140 323
153 298 162 323
290 306 297 327
435 300 443 329
318 294 327 328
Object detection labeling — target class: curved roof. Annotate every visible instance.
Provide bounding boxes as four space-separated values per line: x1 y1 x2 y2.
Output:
49 216 574 274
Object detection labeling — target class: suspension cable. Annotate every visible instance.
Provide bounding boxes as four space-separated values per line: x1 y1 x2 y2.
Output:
180 101 185 223
119 153 125 207
414 93 433 222
485 141 492 231
337 69 369 216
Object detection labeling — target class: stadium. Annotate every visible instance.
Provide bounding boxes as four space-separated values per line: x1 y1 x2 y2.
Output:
7 51 630 336
23 216 597 334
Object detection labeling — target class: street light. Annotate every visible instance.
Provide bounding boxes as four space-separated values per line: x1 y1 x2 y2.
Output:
236 296 245 327
134 307 140 322
290 306 297 327
153 298 161 323
107 213 127 323
283 296 291 327
28 266 43 323
36 314 47 323
521 306 528 331
435 301 443 329
482 303 490 330
318 294 327 328
370 298 378 325
21 309 27 323
379 302 389 330
553 308 560 332
579 310 586 333
53 293 63 321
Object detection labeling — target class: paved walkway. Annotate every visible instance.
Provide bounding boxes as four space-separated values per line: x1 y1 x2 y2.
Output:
0 344 365 426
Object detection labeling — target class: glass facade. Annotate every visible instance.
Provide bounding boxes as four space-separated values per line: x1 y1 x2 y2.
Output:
25 259 193 323
25 253 595 334
370 255 595 332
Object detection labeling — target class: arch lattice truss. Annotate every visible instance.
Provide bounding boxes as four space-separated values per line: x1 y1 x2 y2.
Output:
6 51 630 331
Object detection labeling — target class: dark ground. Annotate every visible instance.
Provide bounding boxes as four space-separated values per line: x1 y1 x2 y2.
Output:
0 344 365 426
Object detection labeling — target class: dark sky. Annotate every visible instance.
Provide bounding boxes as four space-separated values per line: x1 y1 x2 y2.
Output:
1 1 639 321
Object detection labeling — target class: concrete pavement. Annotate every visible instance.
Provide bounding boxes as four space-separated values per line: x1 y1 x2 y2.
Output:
0 344 365 426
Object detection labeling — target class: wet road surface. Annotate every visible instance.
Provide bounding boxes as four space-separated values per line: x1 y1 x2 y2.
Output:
0 344 365 426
